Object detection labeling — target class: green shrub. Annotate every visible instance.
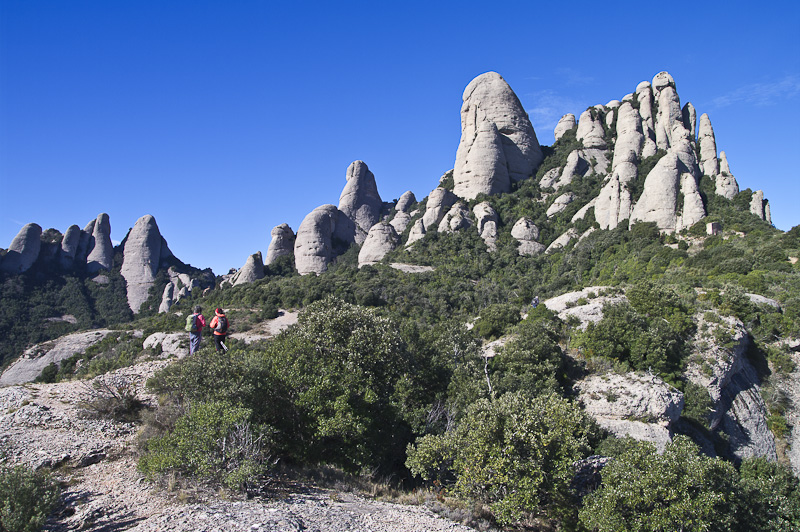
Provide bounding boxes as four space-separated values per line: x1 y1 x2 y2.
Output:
138 400 272 489
407 392 600 525
472 303 521 340
0 465 60 532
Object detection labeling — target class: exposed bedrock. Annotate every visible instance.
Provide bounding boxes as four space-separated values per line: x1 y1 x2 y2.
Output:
0 223 42 273
358 223 399 267
265 223 295 265
338 160 382 244
294 205 355 275
85 213 113 274
121 215 172 313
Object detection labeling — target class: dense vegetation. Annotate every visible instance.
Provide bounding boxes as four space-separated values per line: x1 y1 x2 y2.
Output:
3 138 800 529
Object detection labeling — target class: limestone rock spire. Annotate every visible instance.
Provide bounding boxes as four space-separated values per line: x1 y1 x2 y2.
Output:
338 160 382 244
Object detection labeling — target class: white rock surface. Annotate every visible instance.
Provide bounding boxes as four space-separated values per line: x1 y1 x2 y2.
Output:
59 225 81 270
453 72 542 199
0 223 42 273
358 223 399 267
750 189 768 221
121 215 170 314
595 175 632 230
576 109 607 149
546 192 575 218
545 228 579 253
571 198 597 222
629 153 682 231
554 113 576 140
338 160 382 244
86 213 114 274
0 329 113 385
422 187 458 231
438 203 472 233
554 150 591 190
473 202 499 251
511 218 544 256
698 113 719 177
265 223 295 265
389 211 413 234
294 205 355 275
682 102 696 137
142 332 186 357
405 218 426 247
542 286 625 328
231 251 265 286
635 81 658 158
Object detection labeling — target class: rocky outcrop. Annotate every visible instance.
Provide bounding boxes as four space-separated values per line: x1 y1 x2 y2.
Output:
422 187 458 231
358 224 399 267
85 213 114 274
294 205 355 275
545 228 579 253
395 191 416 213
473 202 499 251
142 332 186 358
698 113 719 177
438 203 472 233
571 198 597 223
0 223 42 273
120 215 172 314
453 72 542 199
595 176 632 230
577 372 684 452
576 109 606 149
543 286 626 329
59 225 81 270
750 189 771 223
338 160 382 244
685 312 777 462
546 193 575 218
265 224 295 265
231 252 265 286
158 283 175 313
511 217 544 256
652 71 684 150
554 113 576 140
553 150 591 190
389 191 418 235
0 329 113 385
682 102 696 137
716 151 739 200
635 81 658 158
405 219 426 247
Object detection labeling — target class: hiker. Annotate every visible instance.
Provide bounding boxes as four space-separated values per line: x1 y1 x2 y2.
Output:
530 296 539 309
209 307 229 352
186 305 207 355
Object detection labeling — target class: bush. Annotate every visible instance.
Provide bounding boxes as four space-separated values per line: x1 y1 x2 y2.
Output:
79 378 146 422
138 400 272 490
0 464 60 532
407 392 600 525
472 303 521 340
580 436 739 531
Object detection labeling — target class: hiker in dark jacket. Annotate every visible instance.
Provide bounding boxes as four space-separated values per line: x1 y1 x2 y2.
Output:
209 307 229 352
187 305 207 355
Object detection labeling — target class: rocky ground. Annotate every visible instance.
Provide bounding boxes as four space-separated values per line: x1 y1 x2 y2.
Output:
0 360 476 532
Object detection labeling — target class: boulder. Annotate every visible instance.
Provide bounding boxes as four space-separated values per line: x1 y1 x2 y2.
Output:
389 211 413 234
231 252 265 286
750 189 769 221
546 192 575 218
395 191 417 213
121 215 168 313
85 213 113 274
453 72 543 199
143 332 186 358
438 203 472 233
265 223 295 265
715 151 739 200
338 160 382 244
0 223 42 273
576 109 606 149
511 217 545 256
543 286 626 329
59 225 81 270
473 202 499 251
358 223 399 267
554 150 590 190
554 113 576 140
539 167 561 189
422 187 458 231
158 283 175 313
294 205 355 275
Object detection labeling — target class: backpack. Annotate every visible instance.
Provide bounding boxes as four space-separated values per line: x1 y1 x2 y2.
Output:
214 315 228 334
185 313 198 332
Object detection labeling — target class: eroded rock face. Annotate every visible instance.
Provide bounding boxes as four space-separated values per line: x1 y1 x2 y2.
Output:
576 109 607 150
682 102 696 137
653 72 684 150
231 252 265 286
546 192 575 218
636 81 658 158
294 205 355 275
545 228 579 253
395 191 416 213
629 153 689 232
86 214 113 274
405 218 426 247
698 113 719 177
438 203 472 233
0 223 42 273
121 215 169 314
358 224 399 267
511 217 546 255
554 113 576 140
338 160 382 244
750 189 770 222
453 72 542 199
714 151 739 200
265 224 295 265
553 150 591 190
422 187 458 231
543 286 626 329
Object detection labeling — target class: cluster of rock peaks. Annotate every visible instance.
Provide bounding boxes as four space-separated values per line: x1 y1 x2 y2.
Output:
228 70 773 280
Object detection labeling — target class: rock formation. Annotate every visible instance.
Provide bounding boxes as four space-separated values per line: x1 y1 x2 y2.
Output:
395 191 416 213
405 218 426 247
473 202 499 251
120 215 172 313
265 224 295 265
716 151 739 200
554 113 576 140
0 223 42 273
231 252 265 286
294 205 355 275
698 113 719 177
576 109 606 150
546 193 575 218
682 102 696 138
438 203 472 233
652 71 684 150
453 72 543 199
338 160 382 244
750 190 771 223
389 191 417 234
422 187 458 231
546 228 579 254
59 225 81 270
85 213 114 274
358 224 399 267
511 217 544 255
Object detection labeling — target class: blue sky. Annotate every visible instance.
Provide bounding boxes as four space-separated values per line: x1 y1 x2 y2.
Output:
2 1 799 275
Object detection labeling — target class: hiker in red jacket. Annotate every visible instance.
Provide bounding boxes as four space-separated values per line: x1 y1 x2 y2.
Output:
208 308 229 352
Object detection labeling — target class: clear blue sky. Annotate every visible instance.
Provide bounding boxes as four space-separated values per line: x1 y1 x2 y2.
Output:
2 1 799 275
